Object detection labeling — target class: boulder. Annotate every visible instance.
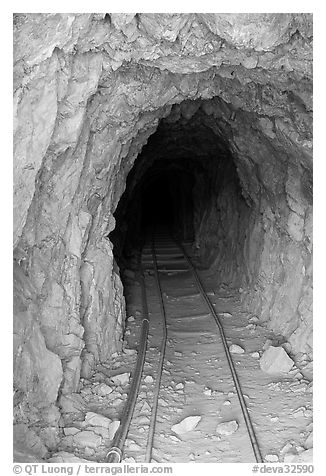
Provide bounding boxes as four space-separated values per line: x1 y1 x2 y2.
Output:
260 346 294 374
171 416 201 435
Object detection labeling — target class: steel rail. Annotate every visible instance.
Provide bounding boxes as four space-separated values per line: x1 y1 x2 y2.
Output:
106 263 150 463
144 236 168 462
176 239 263 463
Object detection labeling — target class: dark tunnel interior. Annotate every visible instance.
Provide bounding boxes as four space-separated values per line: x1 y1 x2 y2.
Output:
110 100 244 272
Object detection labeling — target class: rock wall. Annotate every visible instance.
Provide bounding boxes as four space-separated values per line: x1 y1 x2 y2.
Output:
13 13 312 426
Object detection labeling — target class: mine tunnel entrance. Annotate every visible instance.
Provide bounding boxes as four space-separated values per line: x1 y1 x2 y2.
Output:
111 99 245 275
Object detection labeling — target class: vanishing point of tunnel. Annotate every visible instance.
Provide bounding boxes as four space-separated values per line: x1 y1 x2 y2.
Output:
13 13 313 464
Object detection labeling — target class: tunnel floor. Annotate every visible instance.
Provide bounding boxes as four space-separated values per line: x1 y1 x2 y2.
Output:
54 231 313 463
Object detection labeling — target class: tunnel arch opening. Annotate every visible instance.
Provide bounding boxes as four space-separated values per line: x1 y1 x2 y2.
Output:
111 98 247 273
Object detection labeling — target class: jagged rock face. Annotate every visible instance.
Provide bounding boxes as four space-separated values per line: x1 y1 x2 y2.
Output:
13 13 312 423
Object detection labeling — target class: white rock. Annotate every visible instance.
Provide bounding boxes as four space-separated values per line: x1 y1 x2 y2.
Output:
251 352 260 358
144 375 154 384
73 431 102 449
94 383 113 396
281 442 294 454
124 457 136 463
140 401 151 413
63 427 80 436
108 420 120 440
305 432 313 449
204 389 212 396
223 400 231 405
265 454 279 462
260 346 294 374
169 435 180 442
171 416 201 435
111 373 130 386
176 382 184 390
175 351 183 356
219 312 232 317
270 416 279 422
216 420 238 436
229 344 245 354
84 412 112 428
128 316 135 322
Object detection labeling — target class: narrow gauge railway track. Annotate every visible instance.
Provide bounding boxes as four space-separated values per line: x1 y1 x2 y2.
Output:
107 231 262 463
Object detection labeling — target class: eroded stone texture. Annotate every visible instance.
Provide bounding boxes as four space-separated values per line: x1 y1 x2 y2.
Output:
13 13 312 445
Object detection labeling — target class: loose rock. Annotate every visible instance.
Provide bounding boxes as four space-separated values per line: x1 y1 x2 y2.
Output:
144 375 154 384
63 427 80 436
260 346 294 374
108 420 120 440
216 420 239 436
111 373 130 386
265 454 279 462
94 383 113 396
84 412 112 429
171 416 201 435
229 344 245 354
